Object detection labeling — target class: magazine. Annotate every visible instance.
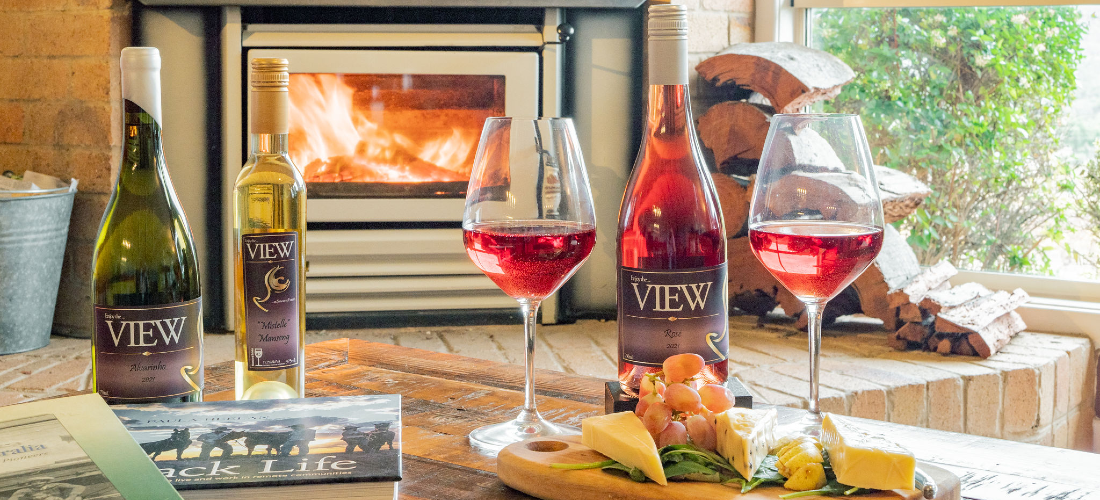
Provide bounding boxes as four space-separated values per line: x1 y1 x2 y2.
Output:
0 393 183 500
112 395 401 500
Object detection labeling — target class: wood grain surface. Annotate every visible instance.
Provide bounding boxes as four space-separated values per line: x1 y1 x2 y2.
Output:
205 339 1100 500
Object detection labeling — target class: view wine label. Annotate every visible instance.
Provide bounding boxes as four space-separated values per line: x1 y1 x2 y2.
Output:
619 266 728 366
241 232 300 370
616 5 729 394
91 47 204 404
234 58 307 400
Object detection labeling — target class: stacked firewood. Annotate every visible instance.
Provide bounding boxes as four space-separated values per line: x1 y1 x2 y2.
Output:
696 43 1030 358
889 261 1030 357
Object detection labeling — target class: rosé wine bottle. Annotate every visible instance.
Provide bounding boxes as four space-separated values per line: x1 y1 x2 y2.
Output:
617 4 728 395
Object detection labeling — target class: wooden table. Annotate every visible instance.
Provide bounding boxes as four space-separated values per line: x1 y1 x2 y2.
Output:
207 339 1100 500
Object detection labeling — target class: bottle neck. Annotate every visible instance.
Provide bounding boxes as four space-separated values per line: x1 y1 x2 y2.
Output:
251 133 288 155
119 105 167 180
646 28 693 138
646 84 692 137
250 88 289 156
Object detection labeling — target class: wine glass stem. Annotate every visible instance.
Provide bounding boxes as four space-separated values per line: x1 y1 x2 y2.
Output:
518 298 542 421
804 300 825 415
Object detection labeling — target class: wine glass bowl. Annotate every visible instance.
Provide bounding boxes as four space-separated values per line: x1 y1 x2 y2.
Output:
462 117 596 454
748 114 884 431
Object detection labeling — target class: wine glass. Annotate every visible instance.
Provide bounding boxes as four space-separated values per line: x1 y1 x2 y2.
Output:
463 117 597 454
747 114 884 432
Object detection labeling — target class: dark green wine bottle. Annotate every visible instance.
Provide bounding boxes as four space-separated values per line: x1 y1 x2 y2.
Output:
91 47 203 404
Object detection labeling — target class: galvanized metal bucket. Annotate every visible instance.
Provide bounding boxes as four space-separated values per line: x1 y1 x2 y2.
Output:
0 181 78 355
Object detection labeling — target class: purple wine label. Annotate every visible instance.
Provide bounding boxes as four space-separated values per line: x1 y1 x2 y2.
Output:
242 232 300 371
94 298 203 401
618 264 728 367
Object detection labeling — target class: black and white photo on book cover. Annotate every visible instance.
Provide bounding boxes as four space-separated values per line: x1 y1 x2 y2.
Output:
111 396 401 490
0 414 123 500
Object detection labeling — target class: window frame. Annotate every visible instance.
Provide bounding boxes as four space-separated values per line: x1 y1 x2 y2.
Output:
753 0 1100 343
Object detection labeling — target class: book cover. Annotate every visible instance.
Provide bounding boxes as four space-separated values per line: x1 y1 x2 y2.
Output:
0 393 183 500
112 396 401 490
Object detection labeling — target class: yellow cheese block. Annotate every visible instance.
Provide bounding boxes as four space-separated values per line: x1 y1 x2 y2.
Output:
581 411 668 486
822 413 916 491
715 407 777 480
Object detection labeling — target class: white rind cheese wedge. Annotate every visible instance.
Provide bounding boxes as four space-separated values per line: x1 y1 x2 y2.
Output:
581 411 668 485
715 407 777 480
822 413 916 491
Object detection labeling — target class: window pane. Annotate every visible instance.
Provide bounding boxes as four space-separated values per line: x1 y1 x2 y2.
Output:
809 6 1100 280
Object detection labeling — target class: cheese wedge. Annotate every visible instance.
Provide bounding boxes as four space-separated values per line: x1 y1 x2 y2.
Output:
822 413 916 491
581 411 667 485
715 407 777 479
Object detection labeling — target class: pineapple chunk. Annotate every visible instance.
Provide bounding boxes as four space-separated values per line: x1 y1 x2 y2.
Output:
822 413 916 491
581 411 667 485
714 407 777 479
784 462 827 491
776 440 822 477
775 435 826 491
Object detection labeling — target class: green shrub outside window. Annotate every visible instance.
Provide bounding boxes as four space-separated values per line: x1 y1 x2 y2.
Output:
811 7 1099 277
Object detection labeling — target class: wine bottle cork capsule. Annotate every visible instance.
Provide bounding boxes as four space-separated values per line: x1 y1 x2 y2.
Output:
250 58 289 135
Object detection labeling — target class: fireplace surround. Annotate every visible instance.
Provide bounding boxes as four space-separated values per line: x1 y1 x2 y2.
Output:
135 2 644 330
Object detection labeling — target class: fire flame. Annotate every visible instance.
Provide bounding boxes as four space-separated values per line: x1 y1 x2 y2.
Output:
287 74 478 183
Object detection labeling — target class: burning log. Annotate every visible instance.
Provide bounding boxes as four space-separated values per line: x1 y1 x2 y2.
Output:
695 42 856 114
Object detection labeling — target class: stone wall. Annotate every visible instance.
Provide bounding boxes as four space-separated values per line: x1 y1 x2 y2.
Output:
0 0 132 337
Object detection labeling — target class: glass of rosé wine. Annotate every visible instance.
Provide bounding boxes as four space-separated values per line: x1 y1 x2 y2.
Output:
748 114 884 432
463 117 597 454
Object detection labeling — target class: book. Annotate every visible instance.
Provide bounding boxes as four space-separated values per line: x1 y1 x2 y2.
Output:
112 395 401 500
0 393 184 500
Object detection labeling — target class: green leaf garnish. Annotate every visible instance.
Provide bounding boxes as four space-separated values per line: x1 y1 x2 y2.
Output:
601 462 647 483
742 455 786 493
777 479 862 498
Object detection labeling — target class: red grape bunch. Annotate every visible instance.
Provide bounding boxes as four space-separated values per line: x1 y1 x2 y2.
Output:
634 353 738 450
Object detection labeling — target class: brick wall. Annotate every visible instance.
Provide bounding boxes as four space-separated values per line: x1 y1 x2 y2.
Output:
0 0 132 337
681 0 754 114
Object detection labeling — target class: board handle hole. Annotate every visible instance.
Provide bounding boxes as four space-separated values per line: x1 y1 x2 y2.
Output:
526 440 568 452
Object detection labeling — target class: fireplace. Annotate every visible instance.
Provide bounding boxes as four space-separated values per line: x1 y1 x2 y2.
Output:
136 3 644 330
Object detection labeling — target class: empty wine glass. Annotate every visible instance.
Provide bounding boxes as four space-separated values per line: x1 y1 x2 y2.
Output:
463 117 597 454
748 114 884 432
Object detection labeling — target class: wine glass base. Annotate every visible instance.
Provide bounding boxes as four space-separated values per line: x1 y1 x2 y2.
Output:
780 411 824 438
468 416 579 456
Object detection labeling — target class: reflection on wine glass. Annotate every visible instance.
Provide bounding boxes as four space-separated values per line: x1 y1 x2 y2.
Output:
747 114 885 433
463 117 597 454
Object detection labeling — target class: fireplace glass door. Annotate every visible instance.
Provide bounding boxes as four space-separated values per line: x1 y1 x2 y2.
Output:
247 49 539 222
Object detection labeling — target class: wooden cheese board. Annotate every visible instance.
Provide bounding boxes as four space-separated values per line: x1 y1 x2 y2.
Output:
497 436 961 500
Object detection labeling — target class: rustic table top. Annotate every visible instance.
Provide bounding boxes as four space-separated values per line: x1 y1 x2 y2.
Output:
206 339 1100 500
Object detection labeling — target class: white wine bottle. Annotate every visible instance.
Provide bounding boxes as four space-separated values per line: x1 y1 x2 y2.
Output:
234 58 306 400
92 47 204 404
